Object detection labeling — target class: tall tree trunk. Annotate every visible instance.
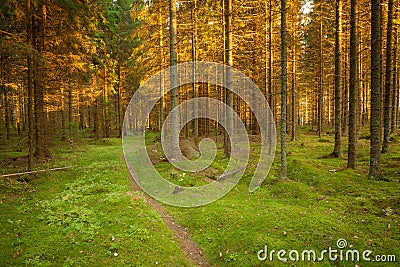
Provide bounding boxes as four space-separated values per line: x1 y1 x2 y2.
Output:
317 2 324 138
266 0 274 154
61 87 66 141
33 0 49 157
280 0 287 179
191 0 199 145
268 0 273 115
158 6 164 133
103 67 109 138
333 0 342 157
369 0 381 178
382 0 394 153
348 0 358 168
224 0 233 158
26 0 34 170
169 0 179 158
3 80 10 141
79 92 84 130
342 53 349 136
15 89 21 135
391 25 398 133
68 87 73 142
94 99 99 139
291 38 296 141
116 65 122 137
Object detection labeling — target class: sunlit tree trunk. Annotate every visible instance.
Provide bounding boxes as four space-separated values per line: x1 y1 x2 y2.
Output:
3 65 10 140
317 2 324 138
342 52 349 136
224 0 233 158
103 67 109 138
61 87 66 141
291 39 296 141
191 0 199 144
391 25 398 133
268 0 273 115
382 0 394 153
280 0 287 179
169 0 179 158
68 86 73 142
116 64 122 137
158 6 164 133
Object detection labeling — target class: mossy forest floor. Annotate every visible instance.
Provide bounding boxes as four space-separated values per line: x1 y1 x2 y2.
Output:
1 126 399 266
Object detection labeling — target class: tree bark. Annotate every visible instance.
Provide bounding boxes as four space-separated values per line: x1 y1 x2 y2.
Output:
117 65 122 137
33 0 49 157
369 0 381 178
342 53 349 136
191 0 199 144
391 25 398 133
61 87 66 141
382 0 394 153
68 87 73 141
280 0 287 179
159 5 164 133
103 67 109 138
291 41 296 141
26 0 34 170
317 2 324 138
224 0 233 158
333 0 342 157
348 0 358 168
3 77 10 140
169 0 179 159
268 0 273 115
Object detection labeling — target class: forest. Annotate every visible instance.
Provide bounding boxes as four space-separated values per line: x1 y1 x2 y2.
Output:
1 0 399 266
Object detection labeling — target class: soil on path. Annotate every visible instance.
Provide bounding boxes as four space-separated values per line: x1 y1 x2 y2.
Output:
130 180 210 267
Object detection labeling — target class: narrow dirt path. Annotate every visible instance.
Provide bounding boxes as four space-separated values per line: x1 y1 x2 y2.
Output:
130 180 210 267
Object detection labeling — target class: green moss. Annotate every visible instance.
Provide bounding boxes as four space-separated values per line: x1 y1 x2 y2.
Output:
0 139 193 266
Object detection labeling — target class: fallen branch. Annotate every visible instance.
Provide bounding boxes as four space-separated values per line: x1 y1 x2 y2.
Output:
2 166 74 178
217 167 246 181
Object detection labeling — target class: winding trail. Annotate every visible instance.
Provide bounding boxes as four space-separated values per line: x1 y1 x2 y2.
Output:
130 179 210 267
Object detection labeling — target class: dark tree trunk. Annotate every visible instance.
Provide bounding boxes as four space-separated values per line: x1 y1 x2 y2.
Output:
68 87 73 142
333 0 342 157
26 0 34 170
94 99 99 139
348 0 358 168
33 0 49 157
3 80 10 141
369 0 382 178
